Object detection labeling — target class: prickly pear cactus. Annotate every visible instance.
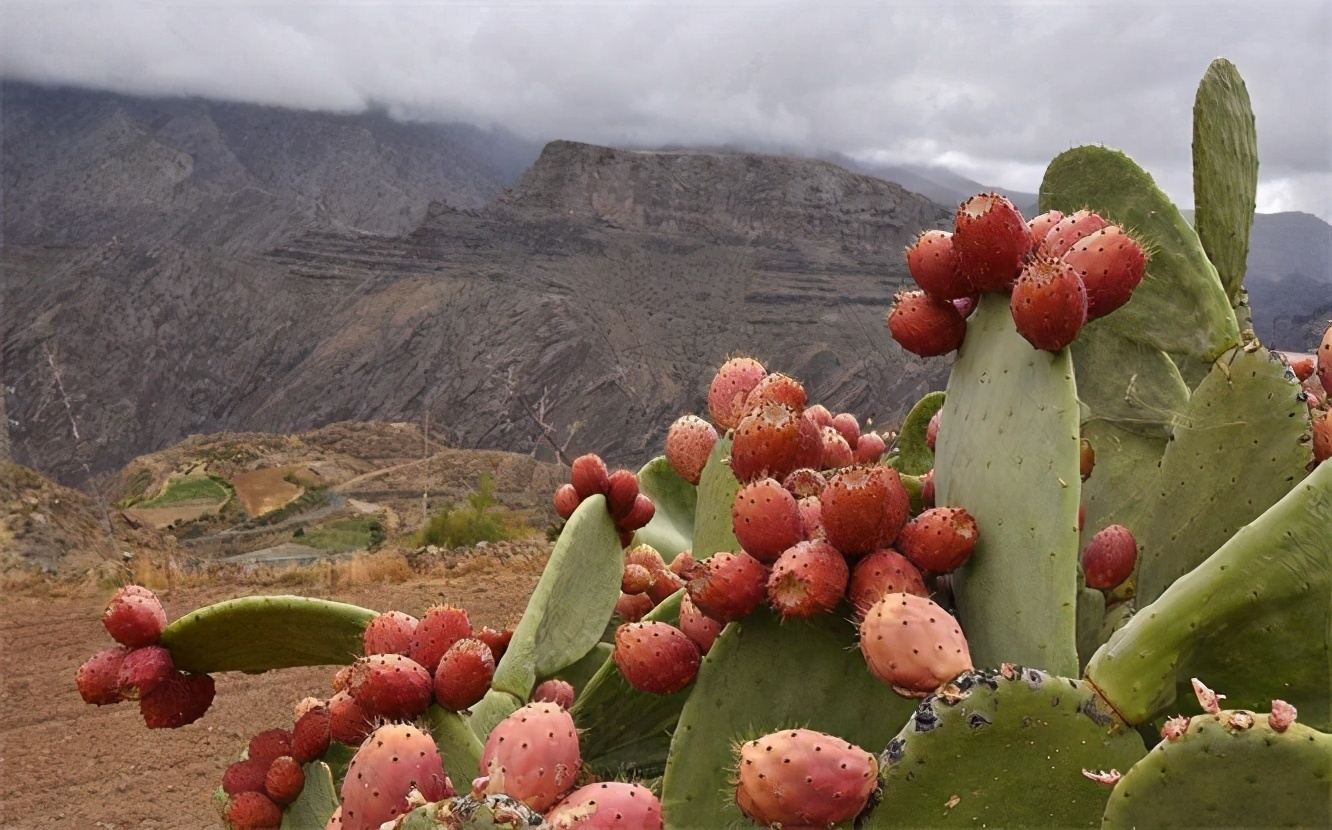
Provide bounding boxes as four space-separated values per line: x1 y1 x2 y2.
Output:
887 391 944 476
425 706 484 785
389 794 547 829
278 762 339 830
633 456 696 560
691 436 741 558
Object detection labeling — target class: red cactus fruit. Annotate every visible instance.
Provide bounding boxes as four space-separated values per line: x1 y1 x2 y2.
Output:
1080 438 1096 481
926 410 941 451
766 540 850 619
1311 410 1330 465
433 638 495 712
265 756 305 806
617 493 655 532
347 654 433 720
831 413 860 447
793 411 825 470
887 290 967 357
1081 524 1138 590
116 645 175 700
820 466 909 557
804 403 835 429
665 414 718 486
1319 326 1332 396
848 549 929 616
1027 209 1065 247
248 729 295 768
854 432 886 464
731 477 805 564
327 691 374 746
1041 208 1110 258
606 470 640 520
668 550 697 577
332 665 352 694
614 591 656 622
952 192 1032 292
103 585 168 647
531 679 576 710
1062 225 1147 320
896 507 980 574
342 723 453 830
625 544 668 575
678 593 723 655
920 469 935 508
1010 255 1089 351
782 467 826 499
646 568 685 604
223 759 268 795
613 621 701 695
225 791 282 829
685 551 770 623
553 484 581 520
291 704 332 763
479 702 580 812
708 356 769 430
797 495 825 541
139 671 215 728
745 372 808 414
570 454 611 501
818 425 855 469
906 229 970 300
546 781 664 829
76 645 131 705
735 728 878 829
621 562 653 595
1290 357 1315 382
409 604 473 674
859 593 973 697
730 401 802 483
475 626 513 664
362 610 419 657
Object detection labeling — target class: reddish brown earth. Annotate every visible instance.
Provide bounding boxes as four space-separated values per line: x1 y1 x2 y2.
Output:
0 566 542 829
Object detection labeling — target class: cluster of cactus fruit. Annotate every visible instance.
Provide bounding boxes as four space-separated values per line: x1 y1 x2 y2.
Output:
74 59 1332 828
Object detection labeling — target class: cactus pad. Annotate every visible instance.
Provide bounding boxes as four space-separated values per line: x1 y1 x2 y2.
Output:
633 456 696 561
889 391 944 476
279 761 338 830
691 436 741 558
426 705 484 786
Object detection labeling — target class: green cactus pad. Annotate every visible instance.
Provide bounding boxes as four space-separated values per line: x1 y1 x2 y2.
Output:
279 761 339 830
1085 460 1332 729
659 607 917 829
571 592 686 778
889 391 944 476
865 668 1146 829
160 596 377 674
1074 326 1191 442
1078 421 1167 561
541 641 612 695
1101 712 1332 829
1193 58 1259 310
633 456 696 561
691 436 741 558
1134 346 1309 606
426 706 484 785
935 294 1081 676
1077 582 1108 671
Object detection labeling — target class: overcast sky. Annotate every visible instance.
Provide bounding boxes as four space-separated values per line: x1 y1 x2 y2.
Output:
3 1 1329 220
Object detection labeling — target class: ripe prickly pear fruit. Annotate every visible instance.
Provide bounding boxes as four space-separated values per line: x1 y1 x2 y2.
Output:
1318 325 1332 396
265 756 305 806
1027 209 1065 247
906 229 970 300
546 781 664 829
363 610 419 657
1290 357 1315 382
1062 225 1147 320
685 551 769 623
342 723 453 830
553 484 580 520
895 507 979 574
291 704 332 763
1010 254 1089 352
476 626 513 664
103 585 168 647
920 469 935 507
1080 438 1095 481
665 414 718 486
617 493 655 532
248 729 295 767
328 690 374 746
820 466 909 557
797 495 825 541
887 290 967 357
433 638 496 712
952 192 1032 292
347 654 433 720
479 702 580 812
613 621 701 695
766 540 850 619
225 791 282 829
1081 524 1138 590
139 671 215 728
76 645 130 705
678 593 723 655
532 679 576 710
745 372 807 414
606 470 640 520
669 550 697 576
646 567 685 604
926 410 941 451
731 477 805 563
621 562 653 595
793 412 825 470
409 604 472 674
854 431 886 464
818 425 855 469
831 412 860 447
614 591 655 622
1313 410 1330 465
859 593 972 697
1041 208 1109 258
625 544 668 575
570 454 610 500
118 645 178 701
782 467 826 499
848 549 928 616
804 403 835 429
734 728 878 829
708 356 768 430
730 400 803 483
223 759 268 795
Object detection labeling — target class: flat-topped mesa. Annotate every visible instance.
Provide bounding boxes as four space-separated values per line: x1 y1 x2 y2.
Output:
508 140 946 247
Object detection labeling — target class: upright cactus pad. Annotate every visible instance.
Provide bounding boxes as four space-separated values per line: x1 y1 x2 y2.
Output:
633 456 696 561
691 436 742 558
426 705 484 786
935 294 1081 676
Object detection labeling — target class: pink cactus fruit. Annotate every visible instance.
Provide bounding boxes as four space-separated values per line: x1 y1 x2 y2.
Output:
1027 209 1065 247
292 704 333 763
103 585 168 647
905 229 970 300
1191 678 1226 714
859 593 973 697
854 432 886 465
476 626 513 664
685 551 770 623
248 729 295 767
1270 700 1298 732
678 593 723 654
782 468 826 499
531 679 576 710
621 562 653 595
745 372 808 414
818 425 855 469
225 791 282 828
829 413 858 448
409 604 473 674
1040 208 1110 258
848 549 929 616
546 782 664 829
646 568 685 605
665 415 718 486
363 610 419 657
708 356 769 430
432 638 496 712
615 592 656 623
553 483 581 520
953 294 979 318
325 806 342 829
347 654 433 720
1160 716 1191 741
479 702 581 812
328 690 374 746
1062 225 1147 320
668 550 697 577
920 469 935 508
731 477 805 564
76 645 131 705
730 400 803 483
342 723 454 830
804 403 835 430
613 621 701 695
766 540 850 619
265 756 305 806
1081 524 1138 590
926 410 941 451
734 728 878 828
796 496 825 541
895 507 980 574
570 454 611 501
139 671 215 728
793 411 825 470
606 470 640 521
820 466 909 556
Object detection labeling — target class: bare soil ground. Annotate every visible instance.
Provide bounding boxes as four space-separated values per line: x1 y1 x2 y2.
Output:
0 561 544 829
230 467 304 517
124 502 223 530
